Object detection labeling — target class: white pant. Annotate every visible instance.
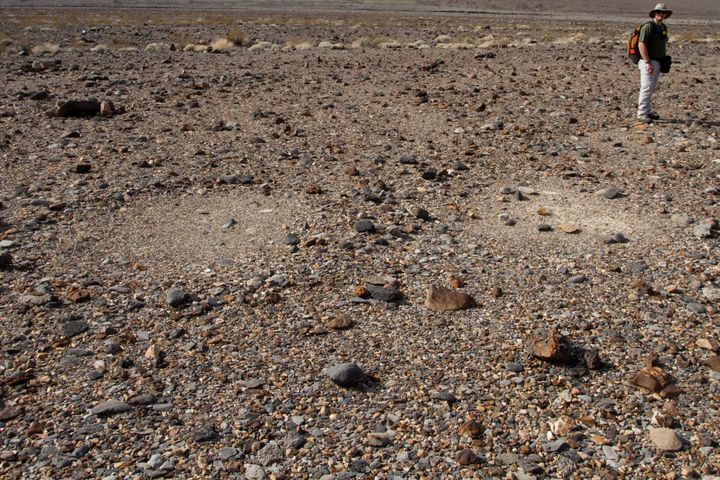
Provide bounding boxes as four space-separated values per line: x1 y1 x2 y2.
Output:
637 59 661 117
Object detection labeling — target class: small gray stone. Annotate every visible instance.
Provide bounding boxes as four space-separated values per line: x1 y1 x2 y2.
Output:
354 220 375 233
365 284 400 302
72 445 91 459
693 224 713 238
51 456 73 468
542 438 568 453
147 454 164 469
670 213 692 226
568 275 587 284
244 463 267 480
192 426 219 443
218 447 238 461
686 302 707 314
62 320 89 338
284 431 307 450
537 224 553 232
596 186 620 199
91 399 131 416
165 288 187 308
602 445 618 461
255 441 284 466
326 362 365 388
506 362 524 373
283 233 300 245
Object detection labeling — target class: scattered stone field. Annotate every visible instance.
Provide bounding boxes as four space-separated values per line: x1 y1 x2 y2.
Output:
0 8 719 480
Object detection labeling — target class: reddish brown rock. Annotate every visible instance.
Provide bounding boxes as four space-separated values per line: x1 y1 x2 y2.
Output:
424 284 475 312
455 448 477 465
632 366 672 393
327 316 354 330
66 286 91 303
532 328 573 363
458 420 483 439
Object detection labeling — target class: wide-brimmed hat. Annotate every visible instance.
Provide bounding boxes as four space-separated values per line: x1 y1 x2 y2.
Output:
649 3 673 18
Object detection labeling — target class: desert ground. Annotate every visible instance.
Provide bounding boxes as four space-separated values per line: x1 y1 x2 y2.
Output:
0 3 719 480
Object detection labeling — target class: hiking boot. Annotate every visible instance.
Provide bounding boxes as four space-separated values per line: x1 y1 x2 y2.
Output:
648 111 661 120
637 115 653 124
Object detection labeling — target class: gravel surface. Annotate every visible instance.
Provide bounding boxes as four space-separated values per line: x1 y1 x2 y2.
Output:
0 8 719 480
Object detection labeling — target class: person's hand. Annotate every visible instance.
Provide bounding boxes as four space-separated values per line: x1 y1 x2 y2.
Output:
646 62 654 74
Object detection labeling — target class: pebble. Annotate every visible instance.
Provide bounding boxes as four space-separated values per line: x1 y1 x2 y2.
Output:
596 186 620 199
649 428 683 451
455 448 477 465
90 399 132 416
245 464 267 480
165 288 187 307
354 220 375 233
255 441 284 466
424 284 474 311
326 362 365 388
61 320 89 338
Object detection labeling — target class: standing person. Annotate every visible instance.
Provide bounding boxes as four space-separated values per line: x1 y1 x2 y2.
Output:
637 3 672 123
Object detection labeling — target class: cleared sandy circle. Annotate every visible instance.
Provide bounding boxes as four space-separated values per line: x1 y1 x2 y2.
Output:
95 191 301 273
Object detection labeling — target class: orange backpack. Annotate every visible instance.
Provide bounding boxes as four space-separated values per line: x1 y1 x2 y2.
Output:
627 21 652 64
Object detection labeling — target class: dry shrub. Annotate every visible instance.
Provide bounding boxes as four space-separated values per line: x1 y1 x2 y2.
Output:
184 44 210 52
247 41 275 51
31 43 60 56
145 42 175 52
0 39 13 52
318 41 344 50
90 43 109 52
436 42 475 49
350 37 398 49
226 28 247 46
282 41 314 51
210 38 234 51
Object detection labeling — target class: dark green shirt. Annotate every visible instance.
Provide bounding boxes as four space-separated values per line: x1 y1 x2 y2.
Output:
638 21 668 60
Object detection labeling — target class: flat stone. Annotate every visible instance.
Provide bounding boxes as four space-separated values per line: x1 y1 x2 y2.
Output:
326 362 365 388
542 438 568 453
596 186 620 199
244 464 267 480
649 428 683 451
670 213 692 226
91 399 131 416
61 320 89 338
557 224 580 234
424 284 474 311
218 447 238 460
255 441 284 466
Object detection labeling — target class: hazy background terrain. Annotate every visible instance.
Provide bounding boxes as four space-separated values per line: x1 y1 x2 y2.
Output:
0 0 719 22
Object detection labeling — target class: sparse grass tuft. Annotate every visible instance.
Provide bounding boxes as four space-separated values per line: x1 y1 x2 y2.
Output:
31 43 60 56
